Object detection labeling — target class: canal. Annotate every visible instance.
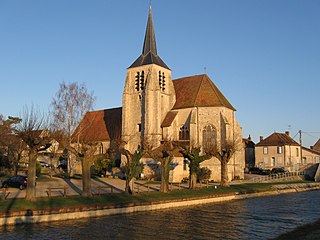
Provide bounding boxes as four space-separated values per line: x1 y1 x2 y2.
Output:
0 190 319 239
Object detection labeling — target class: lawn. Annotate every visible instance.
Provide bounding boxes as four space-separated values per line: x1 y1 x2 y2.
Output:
0 180 312 214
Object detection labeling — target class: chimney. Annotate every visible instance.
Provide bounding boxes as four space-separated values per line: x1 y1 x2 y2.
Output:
260 136 263 142
285 131 290 136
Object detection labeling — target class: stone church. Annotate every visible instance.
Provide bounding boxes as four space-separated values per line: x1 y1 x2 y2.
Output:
73 6 244 182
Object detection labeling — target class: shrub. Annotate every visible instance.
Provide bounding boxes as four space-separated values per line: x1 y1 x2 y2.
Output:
197 167 211 182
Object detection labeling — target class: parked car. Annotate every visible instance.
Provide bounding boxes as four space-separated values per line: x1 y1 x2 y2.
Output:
248 167 271 175
271 168 287 174
248 167 263 174
1 175 28 190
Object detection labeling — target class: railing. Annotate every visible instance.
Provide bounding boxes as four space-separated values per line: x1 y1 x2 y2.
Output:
251 171 304 183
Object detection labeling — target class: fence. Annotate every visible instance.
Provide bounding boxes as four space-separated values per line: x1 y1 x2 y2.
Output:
251 171 304 183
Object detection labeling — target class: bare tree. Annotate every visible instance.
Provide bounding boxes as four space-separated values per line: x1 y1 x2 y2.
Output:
209 140 237 187
16 106 51 201
180 147 211 189
146 141 177 193
54 131 113 197
51 81 95 174
119 141 144 194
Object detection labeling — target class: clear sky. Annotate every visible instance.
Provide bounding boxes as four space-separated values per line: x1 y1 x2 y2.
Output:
1 0 319 147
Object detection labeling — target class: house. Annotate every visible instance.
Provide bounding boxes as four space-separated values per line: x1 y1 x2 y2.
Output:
243 135 255 168
72 6 245 182
255 131 320 171
311 139 320 151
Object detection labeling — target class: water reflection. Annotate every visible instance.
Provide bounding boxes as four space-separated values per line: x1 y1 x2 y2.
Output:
1 190 320 240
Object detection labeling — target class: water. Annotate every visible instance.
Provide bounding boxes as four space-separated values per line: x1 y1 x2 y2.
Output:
0 190 320 240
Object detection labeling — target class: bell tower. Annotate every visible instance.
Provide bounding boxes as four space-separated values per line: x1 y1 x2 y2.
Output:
122 6 176 151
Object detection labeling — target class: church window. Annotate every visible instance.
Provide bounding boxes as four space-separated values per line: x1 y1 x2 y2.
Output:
135 72 140 91
202 125 217 152
140 71 145 90
138 123 142 132
99 143 104 154
179 125 190 140
135 71 145 91
158 71 166 91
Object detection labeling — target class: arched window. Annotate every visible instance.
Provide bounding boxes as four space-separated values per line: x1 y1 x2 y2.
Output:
202 125 217 152
179 125 190 140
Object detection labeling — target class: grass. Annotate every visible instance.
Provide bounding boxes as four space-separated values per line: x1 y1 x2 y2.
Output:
0 180 313 214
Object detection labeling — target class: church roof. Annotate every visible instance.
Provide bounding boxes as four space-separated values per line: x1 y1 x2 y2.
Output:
129 6 169 70
161 111 178 128
256 132 299 147
72 107 122 143
172 74 235 110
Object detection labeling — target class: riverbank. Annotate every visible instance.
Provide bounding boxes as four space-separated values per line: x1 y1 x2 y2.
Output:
0 182 319 226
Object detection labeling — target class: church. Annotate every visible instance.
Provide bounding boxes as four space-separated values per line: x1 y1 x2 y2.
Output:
73 6 245 182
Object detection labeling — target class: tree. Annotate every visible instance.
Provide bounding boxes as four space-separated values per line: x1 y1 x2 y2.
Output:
51 81 95 174
209 140 237 187
0 116 25 175
16 106 51 201
53 131 113 197
180 147 211 189
119 141 144 194
146 141 176 193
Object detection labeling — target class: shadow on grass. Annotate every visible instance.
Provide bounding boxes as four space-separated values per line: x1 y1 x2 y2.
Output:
92 177 124 193
63 178 82 195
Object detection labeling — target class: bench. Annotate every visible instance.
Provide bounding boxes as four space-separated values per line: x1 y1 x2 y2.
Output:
47 187 68 197
1 188 10 200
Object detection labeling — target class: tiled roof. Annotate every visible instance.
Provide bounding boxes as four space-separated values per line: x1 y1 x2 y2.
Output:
256 132 299 146
302 146 320 155
313 139 320 150
172 74 235 110
72 107 122 143
161 111 178 128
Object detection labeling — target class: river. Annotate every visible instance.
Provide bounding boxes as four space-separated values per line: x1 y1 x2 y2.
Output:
0 190 319 240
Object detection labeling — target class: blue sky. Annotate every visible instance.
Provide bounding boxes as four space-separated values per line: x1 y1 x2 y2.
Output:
1 0 319 147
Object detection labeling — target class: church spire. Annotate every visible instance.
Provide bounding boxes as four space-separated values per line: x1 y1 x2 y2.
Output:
142 5 157 55
129 5 169 69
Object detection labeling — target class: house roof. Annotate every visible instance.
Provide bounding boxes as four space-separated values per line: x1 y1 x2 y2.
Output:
302 146 320 155
172 74 235 110
161 111 178 128
129 6 169 70
256 132 299 147
72 107 122 143
313 139 320 150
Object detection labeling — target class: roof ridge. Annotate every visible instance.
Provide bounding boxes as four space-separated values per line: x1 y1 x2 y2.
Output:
194 75 205 107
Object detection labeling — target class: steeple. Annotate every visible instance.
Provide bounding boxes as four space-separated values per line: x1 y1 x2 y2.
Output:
129 6 169 69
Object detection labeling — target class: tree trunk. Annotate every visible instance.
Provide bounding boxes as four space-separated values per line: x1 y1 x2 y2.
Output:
160 158 170 193
189 172 197 189
220 159 229 187
81 157 92 197
26 149 37 201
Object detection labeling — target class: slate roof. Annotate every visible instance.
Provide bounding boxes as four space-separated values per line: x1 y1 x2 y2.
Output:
129 6 169 70
256 132 300 147
172 74 235 110
72 107 122 143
